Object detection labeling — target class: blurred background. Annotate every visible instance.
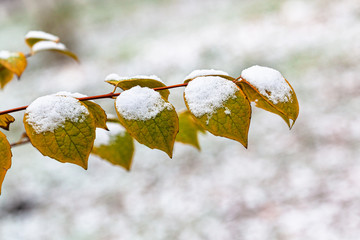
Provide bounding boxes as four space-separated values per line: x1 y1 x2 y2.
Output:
1 0 360 239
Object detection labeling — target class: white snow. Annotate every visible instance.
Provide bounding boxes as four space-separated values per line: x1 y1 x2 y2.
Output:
95 122 126 147
115 86 172 121
25 94 90 134
0 50 12 59
32 41 67 52
105 73 164 83
54 91 87 98
184 69 230 81
184 76 238 118
241 65 292 104
25 30 59 42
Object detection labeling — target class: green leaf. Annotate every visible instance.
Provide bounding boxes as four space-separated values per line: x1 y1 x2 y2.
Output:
0 114 15 131
176 110 204 150
25 30 60 47
0 66 14 89
92 122 134 171
115 86 178 157
23 95 96 169
31 41 79 62
106 74 170 100
0 51 27 78
184 76 251 148
238 65 299 128
0 131 12 195
82 101 108 130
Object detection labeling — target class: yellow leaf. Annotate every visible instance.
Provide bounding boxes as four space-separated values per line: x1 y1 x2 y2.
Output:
0 66 14 89
23 95 96 169
115 86 178 157
92 122 134 171
0 114 15 131
184 76 251 148
0 51 27 78
25 30 60 47
239 65 299 128
31 41 79 62
176 110 204 150
105 74 170 100
82 101 108 130
0 131 12 195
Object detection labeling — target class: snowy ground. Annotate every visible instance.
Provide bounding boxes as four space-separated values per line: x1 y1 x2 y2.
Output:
1 0 360 239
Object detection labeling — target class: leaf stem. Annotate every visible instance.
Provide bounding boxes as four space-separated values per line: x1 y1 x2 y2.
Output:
0 82 189 115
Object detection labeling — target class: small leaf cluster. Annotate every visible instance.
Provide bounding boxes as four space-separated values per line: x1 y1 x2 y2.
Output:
0 31 299 196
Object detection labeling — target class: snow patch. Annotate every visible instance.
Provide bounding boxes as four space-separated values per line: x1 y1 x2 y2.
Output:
184 76 238 118
25 94 89 134
0 50 12 59
54 91 87 98
115 86 172 121
224 107 231 115
241 65 292 104
32 41 67 52
105 73 163 83
25 30 59 42
95 122 126 147
184 69 229 81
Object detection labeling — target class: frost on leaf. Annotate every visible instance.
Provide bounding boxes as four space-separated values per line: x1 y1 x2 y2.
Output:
105 74 170 100
25 30 60 47
239 65 299 128
0 131 12 195
184 76 251 148
24 94 96 169
0 114 15 131
183 69 235 83
93 122 134 171
30 41 79 62
176 110 205 150
0 51 27 88
115 86 178 157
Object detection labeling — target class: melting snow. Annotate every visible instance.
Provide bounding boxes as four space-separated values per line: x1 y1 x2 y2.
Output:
184 69 229 81
184 76 238 118
0 50 12 59
25 30 59 42
95 122 126 147
25 94 89 134
241 65 292 104
116 86 172 121
32 41 67 52
105 73 163 83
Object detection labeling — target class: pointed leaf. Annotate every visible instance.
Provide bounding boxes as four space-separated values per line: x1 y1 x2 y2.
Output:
24 94 96 169
82 101 108 130
0 51 27 78
31 41 79 62
184 76 251 148
239 65 299 128
0 131 12 195
105 73 170 100
115 86 178 157
183 69 235 83
93 122 134 171
0 114 15 131
0 66 14 89
25 30 60 47
176 110 204 150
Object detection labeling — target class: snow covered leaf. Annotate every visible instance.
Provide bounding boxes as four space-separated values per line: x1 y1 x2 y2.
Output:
239 65 299 128
0 114 15 131
82 101 108 130
31 41 79 62
106 74 170 100
176 110 205 150
184 76 251 148
25 30 60 47
0 50 27 79
0 66 14 89
23 94 96 169
92 122 134 171
0 131 12 195
115 86 178 158
184 69 235 83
